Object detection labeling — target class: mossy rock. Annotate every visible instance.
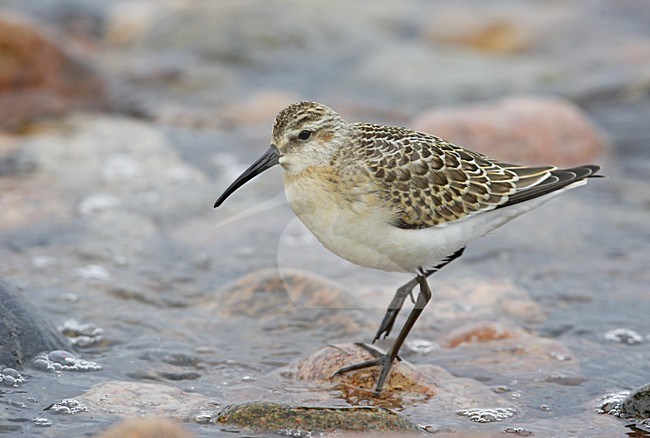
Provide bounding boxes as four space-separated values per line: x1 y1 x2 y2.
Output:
215 400 422 434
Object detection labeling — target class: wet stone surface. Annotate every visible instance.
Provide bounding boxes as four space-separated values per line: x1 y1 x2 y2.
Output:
0 1 648 436
0 280 72 368
215 401 422 434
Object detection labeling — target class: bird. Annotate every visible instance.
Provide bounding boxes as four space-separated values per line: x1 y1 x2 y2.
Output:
214 101 601 395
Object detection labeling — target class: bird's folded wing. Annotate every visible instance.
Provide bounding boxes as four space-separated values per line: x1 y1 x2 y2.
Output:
354 124 598 229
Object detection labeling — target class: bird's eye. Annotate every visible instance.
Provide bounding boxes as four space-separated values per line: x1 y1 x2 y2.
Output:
298 130 312 141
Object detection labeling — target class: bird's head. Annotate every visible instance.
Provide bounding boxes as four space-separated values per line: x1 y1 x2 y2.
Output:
214 102 348 207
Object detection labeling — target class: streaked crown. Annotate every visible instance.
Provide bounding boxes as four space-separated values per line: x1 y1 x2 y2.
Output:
271 102 349 174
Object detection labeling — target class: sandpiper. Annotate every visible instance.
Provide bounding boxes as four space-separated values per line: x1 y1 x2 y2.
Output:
214 101 601 395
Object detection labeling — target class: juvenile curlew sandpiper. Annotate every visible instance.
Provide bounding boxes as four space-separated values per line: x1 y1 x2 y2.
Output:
214 101 601 395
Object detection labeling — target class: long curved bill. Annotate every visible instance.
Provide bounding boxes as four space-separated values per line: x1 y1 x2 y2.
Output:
214 145 281 208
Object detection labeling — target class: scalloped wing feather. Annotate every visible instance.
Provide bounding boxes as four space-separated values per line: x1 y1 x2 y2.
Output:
348 123 599 229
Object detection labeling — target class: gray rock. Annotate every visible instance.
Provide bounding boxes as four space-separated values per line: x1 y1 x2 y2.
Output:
619 383 650 420
0 280 71 367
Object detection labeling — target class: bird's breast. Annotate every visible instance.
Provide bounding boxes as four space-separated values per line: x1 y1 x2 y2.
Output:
282 169 408 272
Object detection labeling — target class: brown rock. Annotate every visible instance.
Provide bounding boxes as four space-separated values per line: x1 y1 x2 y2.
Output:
213 268 360 317
412 96 607 166
437 321 524 348
288 343 518 412
209 268 370 337
295 343 437 398
0 13 107 131
434 321 578 378
97 418 192 438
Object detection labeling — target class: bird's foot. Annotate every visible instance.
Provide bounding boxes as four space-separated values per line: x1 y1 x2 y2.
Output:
332 347 399 396
372 310 399 343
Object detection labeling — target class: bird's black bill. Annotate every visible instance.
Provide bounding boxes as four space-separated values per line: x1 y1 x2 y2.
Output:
214 145 280 208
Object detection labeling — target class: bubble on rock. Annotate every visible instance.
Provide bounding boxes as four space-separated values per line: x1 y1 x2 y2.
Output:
548 351 572 361
618 383 650 420
74 265 111 282
58 319 104 347
78 194 121 216
405 339 438 354
240 375 255 383
46 398 88 415
32 350 102 372
102 154 144 181
33 417 52 427
1 367 26 387
596 391 629 415
194 411 214 424
457 407 517 423
505 426 533 436
604 328 644 345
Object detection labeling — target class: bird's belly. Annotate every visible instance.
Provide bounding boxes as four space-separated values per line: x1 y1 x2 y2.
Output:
284 180 461 273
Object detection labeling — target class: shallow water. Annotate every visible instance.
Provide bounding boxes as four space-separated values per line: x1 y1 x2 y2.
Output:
0 1 649 436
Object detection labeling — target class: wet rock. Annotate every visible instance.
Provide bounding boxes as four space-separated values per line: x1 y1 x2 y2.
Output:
437 321 524 348
211 268 370 337
0 13 107 132
97 418 192 438
295 343 437 398
22 115 209 221
215 268 359 317
619 383 650 420
0 280 71 367
215 400 421 434
433 321 579 379
432 278 545 324
412 96 607 166
79 381 219 421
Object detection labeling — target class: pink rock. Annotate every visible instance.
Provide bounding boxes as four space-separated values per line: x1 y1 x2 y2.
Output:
0 14 107 132
412 96 607 166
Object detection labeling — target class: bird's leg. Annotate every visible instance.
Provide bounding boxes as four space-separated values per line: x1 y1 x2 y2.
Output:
333 270 432 395
372 247 466 343
372 277 418 343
